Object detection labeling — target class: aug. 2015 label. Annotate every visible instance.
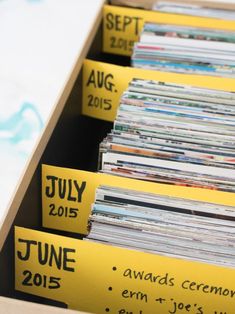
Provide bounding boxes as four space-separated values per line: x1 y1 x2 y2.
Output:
82 59 121 122
82 59 235 122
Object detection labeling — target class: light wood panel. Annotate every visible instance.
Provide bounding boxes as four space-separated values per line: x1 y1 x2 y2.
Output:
0 297 89 314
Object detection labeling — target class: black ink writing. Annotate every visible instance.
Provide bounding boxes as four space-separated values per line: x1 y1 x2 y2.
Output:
122 289 148 303
86 70 115 92
182 280 235 298
118 310 143 314
105 13 143 35
87 94 112 110
155 296 203 314
168 299 203 314
49 204 78 218
110 36 134 52
45 176 86 202
123 268 174 287
155 297 166 304
17 238 76 272
22 270 61 289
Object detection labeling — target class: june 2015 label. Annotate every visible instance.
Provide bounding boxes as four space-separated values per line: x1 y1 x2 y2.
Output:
15 226 235 313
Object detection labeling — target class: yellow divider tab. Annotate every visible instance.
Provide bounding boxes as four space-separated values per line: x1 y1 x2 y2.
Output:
42 164 235 234
82 59 235 122
15 226 235 313
103 5 235 56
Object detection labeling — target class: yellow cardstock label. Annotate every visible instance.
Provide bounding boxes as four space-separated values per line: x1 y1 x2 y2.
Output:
42 164 235 235
82 59 235 122
103 5 235 56
15 226 235 313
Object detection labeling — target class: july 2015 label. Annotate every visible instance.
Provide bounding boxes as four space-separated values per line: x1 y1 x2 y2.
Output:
42 164 235 235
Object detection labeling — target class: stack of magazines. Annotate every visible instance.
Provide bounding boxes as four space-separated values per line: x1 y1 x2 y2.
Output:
86 185 235 267
87 78 235 267
131 23 235 77
98 78 235 192
110 0 235 11
153 1 235 20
